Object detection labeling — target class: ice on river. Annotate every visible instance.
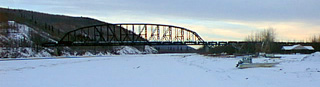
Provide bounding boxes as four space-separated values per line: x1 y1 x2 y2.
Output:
1 53 320 87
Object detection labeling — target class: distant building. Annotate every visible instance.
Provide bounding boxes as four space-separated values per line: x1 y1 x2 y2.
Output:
282 44 314 54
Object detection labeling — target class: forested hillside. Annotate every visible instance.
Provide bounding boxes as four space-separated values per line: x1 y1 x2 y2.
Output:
0 7 152 58
0 7 107 41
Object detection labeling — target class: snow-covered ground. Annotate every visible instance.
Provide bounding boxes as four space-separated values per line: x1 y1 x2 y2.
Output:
1 53 320 87
0 21 56 58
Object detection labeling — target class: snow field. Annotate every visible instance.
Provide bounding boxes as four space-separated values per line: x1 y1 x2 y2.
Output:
1 53 320 87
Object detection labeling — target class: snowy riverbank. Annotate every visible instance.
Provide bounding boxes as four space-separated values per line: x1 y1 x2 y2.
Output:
1 53 320 87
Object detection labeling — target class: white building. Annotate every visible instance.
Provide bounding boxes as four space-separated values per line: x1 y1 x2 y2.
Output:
282 44 314 54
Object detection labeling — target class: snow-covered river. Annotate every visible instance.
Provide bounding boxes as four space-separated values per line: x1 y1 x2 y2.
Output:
1 53 320 87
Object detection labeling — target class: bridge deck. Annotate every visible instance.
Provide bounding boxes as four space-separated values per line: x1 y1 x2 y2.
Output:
42 41 316 47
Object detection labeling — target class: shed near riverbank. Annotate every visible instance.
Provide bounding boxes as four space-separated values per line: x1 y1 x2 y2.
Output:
282 44 314 54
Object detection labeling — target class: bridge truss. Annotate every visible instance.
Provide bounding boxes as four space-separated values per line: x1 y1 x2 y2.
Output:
43 23 318 47
45 23 209 46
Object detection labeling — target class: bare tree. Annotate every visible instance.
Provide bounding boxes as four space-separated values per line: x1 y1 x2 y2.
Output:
245 28 276 42
310 34 320 42
244 28 277 53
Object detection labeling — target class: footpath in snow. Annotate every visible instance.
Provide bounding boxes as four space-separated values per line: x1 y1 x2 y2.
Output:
0 53 320 87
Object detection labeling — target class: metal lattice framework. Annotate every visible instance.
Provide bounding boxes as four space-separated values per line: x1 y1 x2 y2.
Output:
55 23 205 46
42 23 320 47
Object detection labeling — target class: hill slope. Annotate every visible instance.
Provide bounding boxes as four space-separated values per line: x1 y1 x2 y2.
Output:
0 7 107 41
0 8 151 57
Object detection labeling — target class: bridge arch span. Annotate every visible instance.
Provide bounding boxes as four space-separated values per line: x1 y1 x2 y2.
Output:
57 23 205 46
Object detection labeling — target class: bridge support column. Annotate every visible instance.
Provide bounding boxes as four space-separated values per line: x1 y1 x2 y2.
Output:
53 47 60 56
204 45 210 53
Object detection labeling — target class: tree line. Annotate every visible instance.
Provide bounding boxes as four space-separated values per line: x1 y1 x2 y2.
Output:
201 28 319 55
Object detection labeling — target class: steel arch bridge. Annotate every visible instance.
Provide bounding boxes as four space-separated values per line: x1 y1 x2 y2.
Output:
46 23 210 46
42 23 319 47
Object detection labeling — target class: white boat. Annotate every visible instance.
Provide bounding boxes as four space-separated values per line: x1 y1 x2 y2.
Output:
237 63 279 69
236 56 279 69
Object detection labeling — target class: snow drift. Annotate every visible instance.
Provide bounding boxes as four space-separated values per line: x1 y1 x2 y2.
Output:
302 52 320 61
144 45 158 54
114 46 143 55
113 46 158 55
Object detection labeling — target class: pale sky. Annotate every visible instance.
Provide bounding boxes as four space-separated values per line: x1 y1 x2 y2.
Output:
1 0 320 41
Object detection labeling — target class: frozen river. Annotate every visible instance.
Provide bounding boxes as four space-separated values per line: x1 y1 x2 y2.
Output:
1 53 320 87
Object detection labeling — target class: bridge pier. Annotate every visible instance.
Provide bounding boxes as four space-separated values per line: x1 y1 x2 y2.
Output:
53 47 61 56
204 45 210 53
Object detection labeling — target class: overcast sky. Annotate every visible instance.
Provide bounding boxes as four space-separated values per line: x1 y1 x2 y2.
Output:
1 0 320 41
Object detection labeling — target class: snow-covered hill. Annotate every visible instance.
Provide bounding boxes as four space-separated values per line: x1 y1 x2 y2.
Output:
0 21 158 58
0 53 319 87
0 21 55 58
